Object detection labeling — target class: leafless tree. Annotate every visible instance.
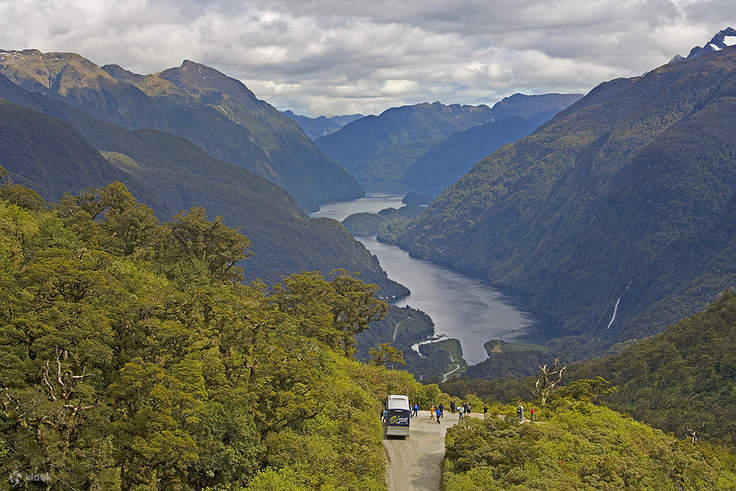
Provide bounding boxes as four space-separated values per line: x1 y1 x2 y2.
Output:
533 358 566 406
685 427 699 445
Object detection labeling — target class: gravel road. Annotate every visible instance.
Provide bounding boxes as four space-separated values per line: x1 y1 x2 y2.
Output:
383 409 472 490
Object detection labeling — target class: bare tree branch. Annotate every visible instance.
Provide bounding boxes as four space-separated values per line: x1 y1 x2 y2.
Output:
41 361 57 401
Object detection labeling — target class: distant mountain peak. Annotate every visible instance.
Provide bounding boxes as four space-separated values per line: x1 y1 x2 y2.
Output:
671 27 736 63
282 110 364 140
159 60 256 100
489 92 583 122
0 49 120 94
101 63 143 82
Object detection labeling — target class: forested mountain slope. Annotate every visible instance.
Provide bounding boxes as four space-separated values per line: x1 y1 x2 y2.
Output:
0 181 443 489
316 94 580 190
443 399 736 490
400 48 736 353
0 99 126 196
443 290 736 449
567 290 736 448
2 174 734 490
403 116 538 193
488 92 582 123
0 85 405 294
315 101 494 181
0 49 362 210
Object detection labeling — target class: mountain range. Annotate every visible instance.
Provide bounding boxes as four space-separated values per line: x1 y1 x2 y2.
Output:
3 28 736 490
399 45 736 357
315 94 581 190
0 49 362 211
0 59 405 295
315 101 495 182
282 110 364 140
671 26 736 63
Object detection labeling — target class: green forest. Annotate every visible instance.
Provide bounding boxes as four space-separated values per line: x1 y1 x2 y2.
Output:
443 291 736 452
398 50 736 359
443 399 736 490
0 170 445 490
1 170 735 489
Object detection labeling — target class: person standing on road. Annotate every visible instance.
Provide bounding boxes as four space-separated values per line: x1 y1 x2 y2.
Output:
413 403 419 417
450 400 456 414
458 405 464 420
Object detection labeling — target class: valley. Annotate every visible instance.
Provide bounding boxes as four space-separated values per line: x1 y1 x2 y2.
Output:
2 8 736 489
311 193 552 366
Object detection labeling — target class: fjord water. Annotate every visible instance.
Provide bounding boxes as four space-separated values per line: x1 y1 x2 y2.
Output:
311 193 545 365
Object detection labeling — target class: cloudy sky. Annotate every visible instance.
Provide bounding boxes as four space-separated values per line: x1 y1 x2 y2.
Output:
1 0 734 116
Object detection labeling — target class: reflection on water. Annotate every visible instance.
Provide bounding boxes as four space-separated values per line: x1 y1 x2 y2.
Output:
311 193 543 365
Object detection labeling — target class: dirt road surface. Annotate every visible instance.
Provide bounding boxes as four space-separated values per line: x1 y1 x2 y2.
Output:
383 410 470 491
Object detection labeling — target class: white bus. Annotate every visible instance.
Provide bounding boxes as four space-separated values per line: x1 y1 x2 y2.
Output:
384 394 410 438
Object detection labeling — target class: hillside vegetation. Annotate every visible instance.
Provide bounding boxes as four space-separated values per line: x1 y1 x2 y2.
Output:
2 173 734 490
403 116 538 193
0 81 405 296
443 291 736 450
0 49 362 210
342 205 425 243
443 399 736 490
0 175 440 490
316 101 494 182
568 290 736 449
316 94 580 190
400 49 736 355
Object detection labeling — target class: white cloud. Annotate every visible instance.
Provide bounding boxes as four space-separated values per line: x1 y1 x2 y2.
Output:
0 0 734 115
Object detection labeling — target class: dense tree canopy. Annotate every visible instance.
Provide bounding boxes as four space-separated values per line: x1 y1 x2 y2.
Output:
443 399 736 490
0 176 430 490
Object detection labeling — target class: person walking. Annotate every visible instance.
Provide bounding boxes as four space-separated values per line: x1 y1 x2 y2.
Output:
483 405 488 418
435 407 441 424
429 405 435 420
458 404 465 420
517 405 524 423
412 403 419 418
466 403 471 415
439 403 444 417
530 407 535 422
450 400 456 414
